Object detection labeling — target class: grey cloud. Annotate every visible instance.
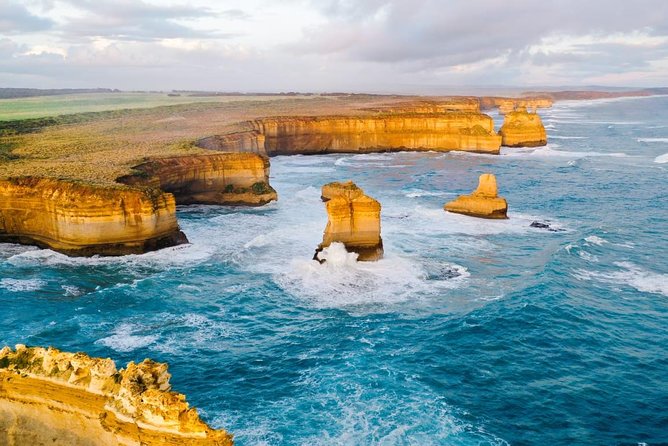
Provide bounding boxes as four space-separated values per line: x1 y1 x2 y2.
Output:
57 0 233 41
0 0 54 33
295 0 668 67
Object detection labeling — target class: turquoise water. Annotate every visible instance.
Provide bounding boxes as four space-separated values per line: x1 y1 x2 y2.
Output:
1 96 667 445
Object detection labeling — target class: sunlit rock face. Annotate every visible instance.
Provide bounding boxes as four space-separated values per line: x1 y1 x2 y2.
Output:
444 173 508 219
251 114 501 155
0 345 233 446
499 108 548 147
362 98 481 113
0 177 187 256
315 181 383 262
117 153 277 206
479 96 553 114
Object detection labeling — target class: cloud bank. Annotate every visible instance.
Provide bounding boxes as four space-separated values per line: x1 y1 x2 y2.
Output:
1 0 666 91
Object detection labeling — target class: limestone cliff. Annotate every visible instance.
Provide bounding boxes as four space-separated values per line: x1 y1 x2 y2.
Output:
0 177 187 256
198 113 502 155
444 174 508 219
362 98 480 113
0 345 232 446
479 96 553 114
315 181 383 261
499 108 548 147
117 153 277 206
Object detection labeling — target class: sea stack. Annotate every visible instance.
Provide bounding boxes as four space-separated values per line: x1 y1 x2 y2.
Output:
499 107 548 147
0 344 233 446
314 181 383 262
444 174 508 219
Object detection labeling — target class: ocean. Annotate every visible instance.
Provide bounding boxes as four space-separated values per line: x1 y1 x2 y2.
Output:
1 96 667 445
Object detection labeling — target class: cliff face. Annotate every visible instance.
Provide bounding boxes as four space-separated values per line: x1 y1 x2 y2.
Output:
250 114 501 155
444 173 508 219
499 108 548 147
315 181 383 261
117 153 277 206
362 98 481 113
0 345 232 446
196 131 266 154
0 178 187 256
479 96 553 114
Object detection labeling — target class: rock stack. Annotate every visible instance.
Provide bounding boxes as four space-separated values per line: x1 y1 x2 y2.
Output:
499 107 547 147
444 174 508 219
314 181 383 262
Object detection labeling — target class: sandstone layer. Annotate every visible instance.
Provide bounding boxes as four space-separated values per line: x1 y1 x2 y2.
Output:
0 177 187 256
362 98 480 113
0 344 232 446
198 113 502 155
117 153 277 206
444 173 508 219
479 96 553 114
499 108 548 147
315 181 383 262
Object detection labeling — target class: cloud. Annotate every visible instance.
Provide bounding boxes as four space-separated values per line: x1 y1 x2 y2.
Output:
57 0 234 41
0 0 54 33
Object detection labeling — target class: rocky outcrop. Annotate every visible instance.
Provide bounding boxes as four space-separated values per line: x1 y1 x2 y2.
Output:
444 173 508 219
479 96 553 114
117 153 277 206
0 344 232 446
198 113 502 155
0 177 187 256
314 181 383 262
499 108 547 147
196 131 265 154
252 114 500 155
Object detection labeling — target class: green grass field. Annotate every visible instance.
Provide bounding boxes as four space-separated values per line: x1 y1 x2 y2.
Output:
0 92 303 121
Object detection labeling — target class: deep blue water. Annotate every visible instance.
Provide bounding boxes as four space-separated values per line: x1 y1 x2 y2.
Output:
1 96 667 445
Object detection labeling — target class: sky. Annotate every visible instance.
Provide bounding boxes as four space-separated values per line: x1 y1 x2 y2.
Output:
1 0 667 93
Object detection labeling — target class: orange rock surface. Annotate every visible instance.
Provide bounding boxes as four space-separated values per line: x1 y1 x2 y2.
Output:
199 113 502 155
499 108 548 147
0 344 232 446
117 153 277 206
315 181 383 261
479 96 553 114
0 177 186 256
444 174 508 219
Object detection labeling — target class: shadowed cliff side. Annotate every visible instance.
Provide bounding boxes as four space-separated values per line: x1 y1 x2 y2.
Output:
314 181 383 262
0 345 233 446
0 177 187 256
499 108 548 147
197 113 502 155
445 173 508 219
117 153 277 206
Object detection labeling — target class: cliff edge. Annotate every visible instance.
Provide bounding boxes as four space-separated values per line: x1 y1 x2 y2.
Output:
0 177 187 256
0 344 233 446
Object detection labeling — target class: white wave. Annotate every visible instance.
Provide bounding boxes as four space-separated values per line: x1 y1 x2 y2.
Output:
500 146 629 159
653 153 668 163
61 285 84 297
637 138 668 143
403 188 451 198
274 243 469 308
585 235 607 246
95 323 159 352
0 278 46 292
573 262 668 297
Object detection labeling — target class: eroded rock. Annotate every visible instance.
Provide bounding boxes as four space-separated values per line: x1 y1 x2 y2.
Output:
444 173 508 219
0 344 233 446
499 107 548 147
314 181 383 262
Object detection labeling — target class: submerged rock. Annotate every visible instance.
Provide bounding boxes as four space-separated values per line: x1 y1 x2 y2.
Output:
444 174 508 219
0 344 233 445
314 181 383 262
499 107 548 147
530 220 566 232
